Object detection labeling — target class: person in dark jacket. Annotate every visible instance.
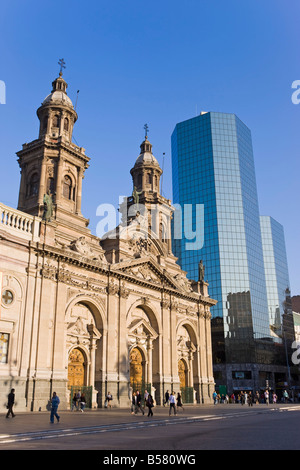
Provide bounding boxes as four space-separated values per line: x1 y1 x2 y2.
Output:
146 394 154 417
6 388 15 418
135 391 145 415
50 392 60 423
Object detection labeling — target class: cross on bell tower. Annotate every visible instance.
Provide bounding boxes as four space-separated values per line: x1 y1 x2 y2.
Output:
58 58 66 76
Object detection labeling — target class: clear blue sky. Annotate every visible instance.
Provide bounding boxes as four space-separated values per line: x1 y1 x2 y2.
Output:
0 0 299 295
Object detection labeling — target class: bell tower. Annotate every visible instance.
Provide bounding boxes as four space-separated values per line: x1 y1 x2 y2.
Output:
119 127 174 253
16 62 90 241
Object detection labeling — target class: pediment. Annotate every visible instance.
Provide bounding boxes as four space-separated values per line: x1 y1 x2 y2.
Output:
116 258 178 290
128 318 158 340
67 317 101 339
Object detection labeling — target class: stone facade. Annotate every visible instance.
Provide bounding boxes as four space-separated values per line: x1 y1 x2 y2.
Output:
0 72 217 412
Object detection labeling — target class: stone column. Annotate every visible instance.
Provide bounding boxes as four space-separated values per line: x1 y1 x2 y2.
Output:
38 155 47 206
105 277 119 406
56 153 64 203
75 168 83 215
147 336 153 385
118 281 130 407
160 293 172 401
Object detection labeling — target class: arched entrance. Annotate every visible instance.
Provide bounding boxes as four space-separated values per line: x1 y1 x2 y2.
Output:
68 348 86 389
130 347 145 390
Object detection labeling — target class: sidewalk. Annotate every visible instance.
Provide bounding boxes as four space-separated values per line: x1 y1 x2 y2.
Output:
1 402 297 436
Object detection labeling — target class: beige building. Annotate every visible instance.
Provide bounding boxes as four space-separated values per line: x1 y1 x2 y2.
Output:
0 71 217 411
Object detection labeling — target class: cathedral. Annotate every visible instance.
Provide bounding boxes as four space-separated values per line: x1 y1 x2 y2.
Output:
0 69 216 411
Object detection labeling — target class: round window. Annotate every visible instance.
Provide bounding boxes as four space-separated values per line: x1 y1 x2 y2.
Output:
2 290 14 306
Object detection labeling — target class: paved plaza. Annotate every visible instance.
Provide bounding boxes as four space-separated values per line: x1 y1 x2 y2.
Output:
1 402 300 454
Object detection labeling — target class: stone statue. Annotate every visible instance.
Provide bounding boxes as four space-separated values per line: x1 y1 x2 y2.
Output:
198 259 205 282
42 191 53 222
132 186 142 206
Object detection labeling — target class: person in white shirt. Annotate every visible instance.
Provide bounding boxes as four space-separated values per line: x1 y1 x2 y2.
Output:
169 392 177 416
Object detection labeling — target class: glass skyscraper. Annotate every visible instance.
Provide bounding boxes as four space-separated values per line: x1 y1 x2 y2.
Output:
260 216 290 333
171 111 295 393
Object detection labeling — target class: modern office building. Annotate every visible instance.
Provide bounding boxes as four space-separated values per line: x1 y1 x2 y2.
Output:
260 216 290 335
171 111 294 394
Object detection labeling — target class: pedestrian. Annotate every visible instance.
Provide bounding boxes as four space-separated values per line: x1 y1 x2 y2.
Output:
213 390 217 404
106 392 113 409
76 390 81 409
176 392 184 412
135 391 145 415
80 392 86 412
169 392 177 416
264 389 269 405
131 392 136 414
283 389 289 403
50 392 60 423
6 388 15 418
273 392 277 404
241 391 245 405
144 389 149 408
71 392 78 411
248 391 253 406
255 391 260 404
146 394 154 417
164 390 169 407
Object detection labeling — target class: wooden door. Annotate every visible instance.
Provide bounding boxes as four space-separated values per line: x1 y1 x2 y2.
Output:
68 348 85 389
130 348 144 387
178 359 187 388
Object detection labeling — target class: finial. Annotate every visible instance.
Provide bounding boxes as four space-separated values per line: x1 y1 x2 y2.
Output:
58 58 66 77
144 123 149 139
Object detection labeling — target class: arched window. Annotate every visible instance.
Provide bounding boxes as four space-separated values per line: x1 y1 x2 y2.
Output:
52 115 60 128
42 117 48 132
64 118 69 131
137 174 142 189
28 173 39 197
147 173 152 185
63 175 73 200
160 222 167 243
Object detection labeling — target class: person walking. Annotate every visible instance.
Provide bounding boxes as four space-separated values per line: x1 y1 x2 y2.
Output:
248 391 253 406
106 392 113 409
283 389 289 403
169 392 177 416
50 392 60 423
146 394 154 417
213 390 218 405
264 389 269 405
135 391 145 415
6 388 16 418
71 392 78 411
131 392 136 414
80 392 86 412
164 390 170 407
176 392 184 412
144 390 149 409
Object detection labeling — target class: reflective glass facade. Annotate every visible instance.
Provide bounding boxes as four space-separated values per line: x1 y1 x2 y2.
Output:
171 112 272 364
260 216 290 331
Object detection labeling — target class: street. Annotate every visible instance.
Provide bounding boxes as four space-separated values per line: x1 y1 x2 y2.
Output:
1 403 300 454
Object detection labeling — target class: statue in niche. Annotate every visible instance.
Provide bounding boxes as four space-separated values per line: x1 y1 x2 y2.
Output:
42 190 53 222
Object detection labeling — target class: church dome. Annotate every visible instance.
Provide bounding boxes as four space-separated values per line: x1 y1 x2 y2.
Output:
134 137 160 168
42 90 73 108
135 151 160 167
